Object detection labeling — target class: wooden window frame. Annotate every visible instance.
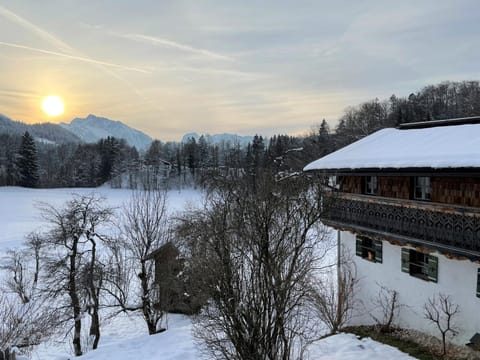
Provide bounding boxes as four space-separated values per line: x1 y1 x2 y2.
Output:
414 176 431 201
477 268 480 298
356 235 382 263
364 176 378 195
401 248 438 283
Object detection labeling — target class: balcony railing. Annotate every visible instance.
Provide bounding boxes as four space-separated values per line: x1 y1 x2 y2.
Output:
324 192 480 256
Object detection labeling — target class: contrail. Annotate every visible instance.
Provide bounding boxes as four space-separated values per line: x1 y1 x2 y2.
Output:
0 4 150 99
0 5 73 53
119 33 235 62
0 89 42 99
0 41 151 74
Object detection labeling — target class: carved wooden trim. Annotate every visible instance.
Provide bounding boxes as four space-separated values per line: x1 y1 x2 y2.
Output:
324 192 480 258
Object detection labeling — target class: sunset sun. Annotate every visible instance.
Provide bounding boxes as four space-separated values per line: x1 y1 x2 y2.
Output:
42 95 64 117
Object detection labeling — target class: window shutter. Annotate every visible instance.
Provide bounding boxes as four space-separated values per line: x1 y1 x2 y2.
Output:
401 248 410 273
374 240 383 263
356 237 362 257
477 269 480 298
427 255 438 283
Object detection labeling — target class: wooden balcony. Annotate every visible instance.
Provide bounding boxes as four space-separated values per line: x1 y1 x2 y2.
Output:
323 192 480 258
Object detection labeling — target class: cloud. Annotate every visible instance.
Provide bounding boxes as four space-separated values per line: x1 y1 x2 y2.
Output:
115 32 235 62
0 41 151 73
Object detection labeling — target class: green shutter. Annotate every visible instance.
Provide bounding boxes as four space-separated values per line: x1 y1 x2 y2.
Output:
374 240 383 263
356 237 363 257
401 248 410 273
427 255 438 283
477 269 480 298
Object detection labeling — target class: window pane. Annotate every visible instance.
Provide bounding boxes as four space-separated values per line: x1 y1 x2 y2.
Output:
365 176 377 194
414 176 431 200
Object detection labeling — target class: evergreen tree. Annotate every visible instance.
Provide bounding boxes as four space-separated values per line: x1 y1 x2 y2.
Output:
16 131 39 187
98 137 120 184
198 135 209 168
145 140 163 166
319 119 330 136
251 135 265 169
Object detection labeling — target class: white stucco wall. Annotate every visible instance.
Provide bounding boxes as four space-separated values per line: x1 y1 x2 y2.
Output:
340 230 480 345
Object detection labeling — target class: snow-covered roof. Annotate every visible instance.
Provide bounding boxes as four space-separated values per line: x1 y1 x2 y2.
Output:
304 124 480 172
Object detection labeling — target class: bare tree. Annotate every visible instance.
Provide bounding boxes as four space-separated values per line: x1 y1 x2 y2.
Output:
1 233 42 304
0 293 55 354
37 194 112 356
370 283 400 333
424 293 460 356
181 173 328 360
113 189 171 334
2 250 32 305
312 252 357 334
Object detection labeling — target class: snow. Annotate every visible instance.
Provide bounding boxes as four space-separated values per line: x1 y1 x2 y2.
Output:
61 114 152 150
0 187 416 360
31 313 197 360
304 124 480 171
0 186 202 254
308 333 416 359
32 314 415 360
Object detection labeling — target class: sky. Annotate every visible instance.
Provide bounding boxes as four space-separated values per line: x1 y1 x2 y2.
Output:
0 0 479 141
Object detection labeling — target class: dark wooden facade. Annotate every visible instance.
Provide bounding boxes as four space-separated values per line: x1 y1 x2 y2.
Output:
145 242 205 314
340 176 480 207
324 174 480 259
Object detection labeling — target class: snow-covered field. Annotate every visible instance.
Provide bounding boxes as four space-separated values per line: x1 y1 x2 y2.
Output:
0 187 415 360
0 186 202 254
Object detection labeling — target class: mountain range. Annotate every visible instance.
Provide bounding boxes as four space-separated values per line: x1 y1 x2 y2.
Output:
0 113 256 149
0 114 81 144
182 132 254 146
61 114 152 150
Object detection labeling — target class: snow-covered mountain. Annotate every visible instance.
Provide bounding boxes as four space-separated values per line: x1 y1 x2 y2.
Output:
61 114 152 150
181 132 253 146
0 114 81 143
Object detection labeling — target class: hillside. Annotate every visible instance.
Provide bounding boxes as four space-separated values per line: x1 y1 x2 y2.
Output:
0 114 81 144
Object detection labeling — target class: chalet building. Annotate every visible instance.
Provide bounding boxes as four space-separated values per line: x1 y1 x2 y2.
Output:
304 116 480 345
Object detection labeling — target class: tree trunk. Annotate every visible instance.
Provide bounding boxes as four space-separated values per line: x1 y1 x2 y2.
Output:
69 245 82 356
88 237 101 349
140 260 157 335
90 305 100 349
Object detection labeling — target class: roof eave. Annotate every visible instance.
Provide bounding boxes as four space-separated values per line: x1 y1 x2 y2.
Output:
304 167 480 177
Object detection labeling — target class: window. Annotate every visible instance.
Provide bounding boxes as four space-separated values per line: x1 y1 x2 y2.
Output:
414 176 431 200
356 235 382 263
364 176 377 195
477 269 480 298
401 248 438 282
328 176 342 190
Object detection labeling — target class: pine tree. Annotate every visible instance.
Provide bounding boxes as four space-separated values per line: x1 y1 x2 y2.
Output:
319 119 330 136
17 131 39 187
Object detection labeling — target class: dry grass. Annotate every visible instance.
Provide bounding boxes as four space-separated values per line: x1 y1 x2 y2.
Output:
344 326 480 360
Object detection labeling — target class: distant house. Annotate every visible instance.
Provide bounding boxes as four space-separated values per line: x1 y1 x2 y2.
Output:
145 242 203 314
145 242 185 313
304 116 480 345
